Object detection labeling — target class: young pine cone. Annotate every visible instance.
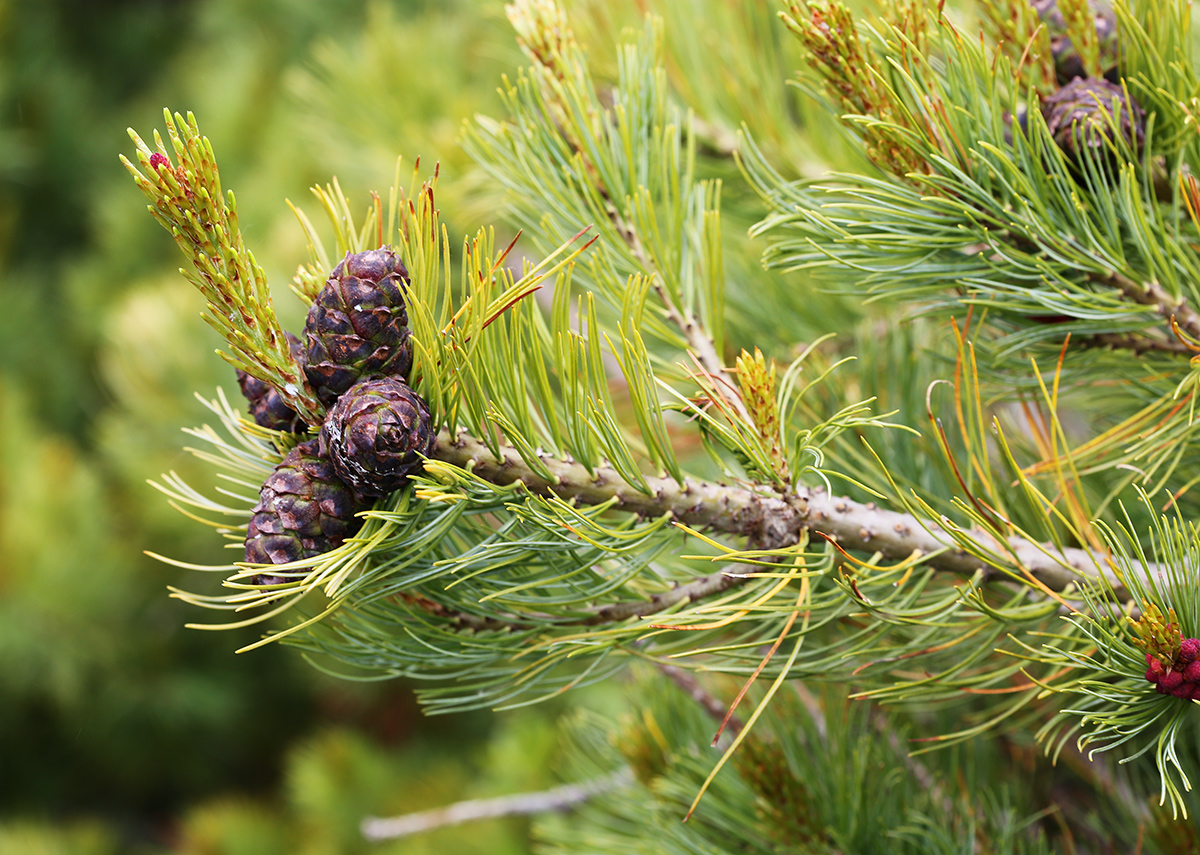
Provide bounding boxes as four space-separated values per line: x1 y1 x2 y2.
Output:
304 247 413 407
1146 638 1200 701
320 377 435 498
1042 77 1144 168
1030 0 1120 85
244 439 367 585
236 332 306 432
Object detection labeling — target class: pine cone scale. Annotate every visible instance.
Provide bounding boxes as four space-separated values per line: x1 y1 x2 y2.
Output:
1041 77 1144 168
244 439 367 582
304 247 414 405
320 377 435 498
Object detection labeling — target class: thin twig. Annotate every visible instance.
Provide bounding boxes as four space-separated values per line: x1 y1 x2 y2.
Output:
870 707 954 817
792 683 827 740
658 663 744 735
361 768 633 842
689 115 740 159
969 242 1200 355
409 569 747 632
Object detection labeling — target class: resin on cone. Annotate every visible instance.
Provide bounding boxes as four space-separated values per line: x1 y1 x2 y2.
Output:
320 377 435 497
244 438 366 585
304 247 413 407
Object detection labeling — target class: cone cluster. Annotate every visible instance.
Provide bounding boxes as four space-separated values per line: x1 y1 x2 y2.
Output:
238 247 435 583
1031 1 1145 169
1145 638 1200 701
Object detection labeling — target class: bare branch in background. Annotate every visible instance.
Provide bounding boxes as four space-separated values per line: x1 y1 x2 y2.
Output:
361 769 633 842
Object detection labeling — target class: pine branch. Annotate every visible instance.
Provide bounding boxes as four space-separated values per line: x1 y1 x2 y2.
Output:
659 280 744 419
434 429 806 548
432 429 1148 601
361 769 633 841
596 116 743 422
472 1 741 417
1080 331 1194 355
1104 270 1200 344
603 190 736 416
607 200 746 421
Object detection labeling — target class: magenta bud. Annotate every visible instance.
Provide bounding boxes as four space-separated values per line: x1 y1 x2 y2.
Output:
1146 654 1166 680
149 152 169 170
1184 661 1200 683
1179 638 1200 663
1170 680 1195 699
1160 670 1185 692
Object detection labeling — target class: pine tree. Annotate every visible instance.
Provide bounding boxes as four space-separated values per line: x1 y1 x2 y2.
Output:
124 0 1200 849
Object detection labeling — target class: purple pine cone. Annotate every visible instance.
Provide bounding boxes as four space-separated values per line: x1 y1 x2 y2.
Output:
1146 654 1166 684
320 377 435 498
244 439 367 585
1042 77 1144 168
304 247 413 406
1157 669 1185 695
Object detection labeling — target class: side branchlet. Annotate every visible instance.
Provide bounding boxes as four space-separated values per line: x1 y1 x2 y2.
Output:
735 348 789 487
1058 0 1102 78
779 0 926 176
879 0 929 57
978 0 1057 91
121 109 323 423
506 0 602 160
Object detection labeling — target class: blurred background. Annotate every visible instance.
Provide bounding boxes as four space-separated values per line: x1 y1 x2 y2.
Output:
0 0 586 851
